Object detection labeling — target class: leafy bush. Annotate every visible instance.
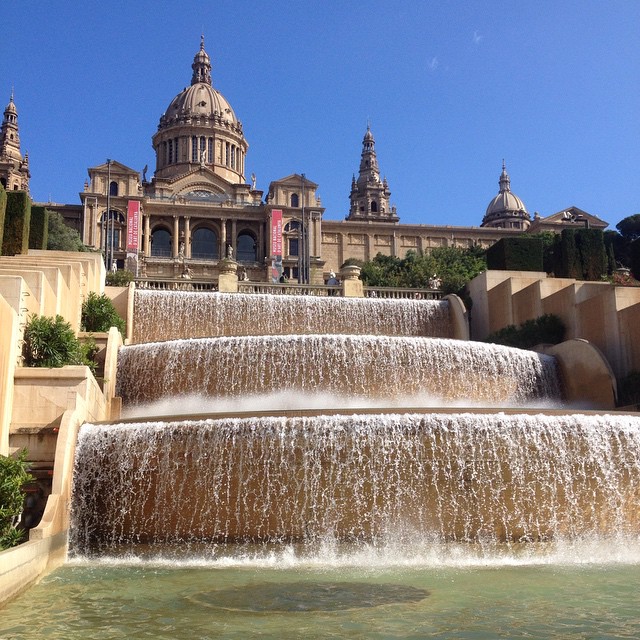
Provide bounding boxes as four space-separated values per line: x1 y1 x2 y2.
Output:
484 314 566 350
46 211 88 252
0 449 33 550
81 292 125 334
22 314 95 370
105 269 134 287
2 190 31 256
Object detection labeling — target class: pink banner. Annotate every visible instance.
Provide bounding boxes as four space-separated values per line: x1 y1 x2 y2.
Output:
126 201 140 251
271 209 283 257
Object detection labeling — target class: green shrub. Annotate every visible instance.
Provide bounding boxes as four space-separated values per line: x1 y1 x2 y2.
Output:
81 291 125 334
23 314 86 368
484 314 566 349
105 269 134 287
46 211 87 252
2 190 31 256
0 449 33 550
553 229 606 280
486 237 544 272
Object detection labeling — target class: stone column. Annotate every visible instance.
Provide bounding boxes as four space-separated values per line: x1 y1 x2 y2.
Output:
172 216 179 257
184 216 191 258
258 223 264 262
231 218 237 255
220 218 227 259
143 214 151 256
218 257 238 293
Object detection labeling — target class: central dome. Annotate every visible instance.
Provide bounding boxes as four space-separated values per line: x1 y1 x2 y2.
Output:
481 162 530 230
151 36 248 187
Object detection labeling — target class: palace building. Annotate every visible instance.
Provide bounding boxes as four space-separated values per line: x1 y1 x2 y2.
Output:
5 39 608 282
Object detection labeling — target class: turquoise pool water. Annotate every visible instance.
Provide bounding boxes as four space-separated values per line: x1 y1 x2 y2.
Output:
2 543 639 639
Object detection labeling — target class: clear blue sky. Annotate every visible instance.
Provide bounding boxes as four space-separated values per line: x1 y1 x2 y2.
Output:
2 1 639 228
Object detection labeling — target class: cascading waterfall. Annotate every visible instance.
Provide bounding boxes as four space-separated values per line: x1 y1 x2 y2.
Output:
132 291 452 342
68 289 640 560
116 335 561 407
70 412 640 555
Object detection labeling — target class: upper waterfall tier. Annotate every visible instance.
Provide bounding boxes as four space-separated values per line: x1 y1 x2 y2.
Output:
116 335 561 408
132 291 452 343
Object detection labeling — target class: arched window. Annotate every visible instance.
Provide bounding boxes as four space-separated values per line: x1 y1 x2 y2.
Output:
100 210 125 253
290 193 299 208
109 181 118 196
151 228 172 257
371 200 378 213
237 232 257 262
191 136 198 162
191 227 219 260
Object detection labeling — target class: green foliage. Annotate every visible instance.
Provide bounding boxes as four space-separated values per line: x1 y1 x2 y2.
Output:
358 246 486 298
46 211 87 252
486 237 544 272
617 371 640 407
28 206 49 250
616 214 640 242
484 314 566 350
0 449 33 550
0 183 6 254
105 269 134 287
22 314 88 368
81 291 126 334
553 229 606 280
1 190 31 256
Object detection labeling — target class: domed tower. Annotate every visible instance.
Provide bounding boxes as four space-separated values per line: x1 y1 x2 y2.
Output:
0 91 30 192
347 126 398 222
481 161 530 230
151 36 248 189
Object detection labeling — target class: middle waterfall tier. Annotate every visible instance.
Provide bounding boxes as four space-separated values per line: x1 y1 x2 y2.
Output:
116 336 562 407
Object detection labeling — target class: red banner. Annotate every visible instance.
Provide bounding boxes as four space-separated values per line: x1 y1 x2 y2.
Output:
271 209 283 257
126 201 140 251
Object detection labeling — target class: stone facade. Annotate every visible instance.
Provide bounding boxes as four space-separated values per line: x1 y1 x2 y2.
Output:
29 40 608 282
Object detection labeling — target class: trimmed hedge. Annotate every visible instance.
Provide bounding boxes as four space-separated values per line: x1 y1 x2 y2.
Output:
630 238 640 282
486 237 544 272
29 205 49 250
2 190 31 256
553 228 606 280
0 183 6 254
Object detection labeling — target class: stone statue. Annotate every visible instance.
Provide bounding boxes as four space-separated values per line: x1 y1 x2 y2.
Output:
200 148 207 167
179 241 185 260
251 173 257 190
227 245 233 259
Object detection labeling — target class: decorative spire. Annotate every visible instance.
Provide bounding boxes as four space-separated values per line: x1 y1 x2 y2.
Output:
191 35 212 85
499 159 511 193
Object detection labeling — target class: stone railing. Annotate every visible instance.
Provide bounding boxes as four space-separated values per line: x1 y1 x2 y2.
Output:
364 286 443 300
238 282 340 297
135 278 218 292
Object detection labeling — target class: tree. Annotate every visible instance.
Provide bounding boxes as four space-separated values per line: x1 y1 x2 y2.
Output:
47 211 88 252
616 214 640 242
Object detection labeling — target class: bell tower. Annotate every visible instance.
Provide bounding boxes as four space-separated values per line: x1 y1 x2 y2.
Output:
347 125 397 222
0 91 30 192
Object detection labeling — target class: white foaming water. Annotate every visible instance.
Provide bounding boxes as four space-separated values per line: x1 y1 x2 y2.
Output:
132 290 452 342
70 412 640 560
116 335 561 407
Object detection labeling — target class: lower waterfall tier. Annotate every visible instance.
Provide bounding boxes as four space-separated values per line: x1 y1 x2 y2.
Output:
70 412 640 555
116 336 561 407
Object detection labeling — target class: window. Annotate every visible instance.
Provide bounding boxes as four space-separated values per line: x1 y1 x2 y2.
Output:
192 136 198 162
168 140 174 164
151 228 171 257
191 227 219 260
109 181 118 197
289 237 299 256
208 138 213 163
236 232 257 262
291 193 299 208
371 200 378 213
